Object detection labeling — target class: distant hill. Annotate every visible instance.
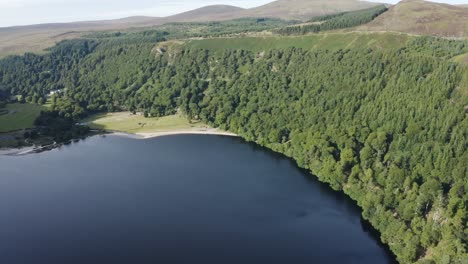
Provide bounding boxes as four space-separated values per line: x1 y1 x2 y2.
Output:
0 16 161 58
158 5 246 23
360 0 468 38
240 0 382 21
148 0 381 23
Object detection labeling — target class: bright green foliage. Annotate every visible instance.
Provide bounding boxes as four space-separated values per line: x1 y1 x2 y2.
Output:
0 34 468 263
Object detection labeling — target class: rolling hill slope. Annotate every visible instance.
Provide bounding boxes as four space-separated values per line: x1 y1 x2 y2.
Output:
157 5 245 23
241 0 381 20
360 0 468 37
0 16 161 58
148 0 381 23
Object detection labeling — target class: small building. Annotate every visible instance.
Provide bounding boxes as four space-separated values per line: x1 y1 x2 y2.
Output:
47 90 62 97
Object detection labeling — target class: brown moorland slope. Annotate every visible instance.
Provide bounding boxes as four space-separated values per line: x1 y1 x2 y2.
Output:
241 0 381 20
151 0 381 23
360 0 468 38
0 16 161 58
156 5 245 23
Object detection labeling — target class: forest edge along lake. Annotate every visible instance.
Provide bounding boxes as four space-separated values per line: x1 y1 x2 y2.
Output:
0 134 397 263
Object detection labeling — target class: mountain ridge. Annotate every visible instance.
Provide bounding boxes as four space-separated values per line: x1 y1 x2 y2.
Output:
0 0 382 30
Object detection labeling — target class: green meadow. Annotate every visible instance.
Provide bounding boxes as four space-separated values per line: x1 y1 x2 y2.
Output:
0 103 45 133
84 112 210 134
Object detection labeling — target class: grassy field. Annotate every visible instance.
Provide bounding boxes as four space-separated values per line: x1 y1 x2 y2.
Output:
84 112 212 134
184 32 413 52
0 103 45 133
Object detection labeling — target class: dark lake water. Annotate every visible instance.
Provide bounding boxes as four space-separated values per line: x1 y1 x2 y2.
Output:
0 135 395 264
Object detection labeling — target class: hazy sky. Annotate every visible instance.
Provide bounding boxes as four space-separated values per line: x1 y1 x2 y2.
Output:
0 0 466 27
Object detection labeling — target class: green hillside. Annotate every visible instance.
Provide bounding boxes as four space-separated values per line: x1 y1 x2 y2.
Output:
184 32 413 52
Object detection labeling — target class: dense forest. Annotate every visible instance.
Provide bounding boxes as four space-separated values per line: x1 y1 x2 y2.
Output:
0 33 467 263
275 5 388 35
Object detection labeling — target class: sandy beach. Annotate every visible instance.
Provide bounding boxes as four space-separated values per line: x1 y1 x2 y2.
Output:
111 129 237 139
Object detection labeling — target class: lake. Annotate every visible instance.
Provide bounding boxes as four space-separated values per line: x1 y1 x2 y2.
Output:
0 134 395 264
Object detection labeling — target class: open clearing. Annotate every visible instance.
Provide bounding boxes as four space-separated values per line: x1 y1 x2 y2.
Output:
84 112 235 137
0 103 45 133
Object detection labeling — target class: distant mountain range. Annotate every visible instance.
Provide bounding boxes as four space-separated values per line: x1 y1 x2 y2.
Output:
127 0 383 25
224 0 381 21
360 0 468 38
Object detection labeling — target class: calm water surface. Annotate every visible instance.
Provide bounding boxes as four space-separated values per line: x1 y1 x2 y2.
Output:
0 135 395 264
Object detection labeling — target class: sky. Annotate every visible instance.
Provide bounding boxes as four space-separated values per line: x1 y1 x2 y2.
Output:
0 0 466 27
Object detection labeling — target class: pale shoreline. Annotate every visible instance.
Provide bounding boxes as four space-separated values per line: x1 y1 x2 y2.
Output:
109 129 238 139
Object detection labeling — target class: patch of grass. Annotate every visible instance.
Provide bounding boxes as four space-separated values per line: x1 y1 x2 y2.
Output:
184 32 413 53
83 112 211 134
0 103 45 133
452 53 468 65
